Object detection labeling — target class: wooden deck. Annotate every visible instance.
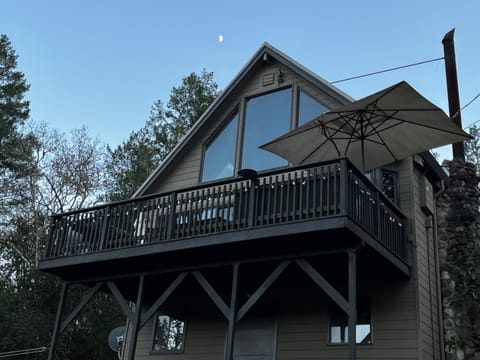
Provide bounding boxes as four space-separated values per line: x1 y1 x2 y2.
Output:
39 158 407 277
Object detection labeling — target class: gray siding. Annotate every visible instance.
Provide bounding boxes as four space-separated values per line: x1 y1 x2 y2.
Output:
126 281 420 360
412 164 442 360
123 313 226 360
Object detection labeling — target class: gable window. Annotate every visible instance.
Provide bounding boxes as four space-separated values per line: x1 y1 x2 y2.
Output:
241 87 291 171
200 85 331 182
202 113 239 182
329 298 371 345
152 314 186 353
298 90 328 126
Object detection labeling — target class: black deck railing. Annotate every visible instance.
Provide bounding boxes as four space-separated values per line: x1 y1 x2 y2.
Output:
42 158 407 263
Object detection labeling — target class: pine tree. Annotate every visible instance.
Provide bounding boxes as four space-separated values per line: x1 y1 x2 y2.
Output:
105 69 219 201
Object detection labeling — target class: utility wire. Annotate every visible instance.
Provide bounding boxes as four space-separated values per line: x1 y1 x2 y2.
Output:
465 118 480 130
0 347 48 358
331 57 445 84
450 90 480 122
329 56 480 131
461 91 480 113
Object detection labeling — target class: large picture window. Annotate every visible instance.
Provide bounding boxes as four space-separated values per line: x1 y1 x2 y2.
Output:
200 86 330 182
329 298 371 345
241 88 291 171
152 314 186 353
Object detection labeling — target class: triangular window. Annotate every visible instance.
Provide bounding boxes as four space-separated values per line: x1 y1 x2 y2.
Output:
298 90 328 126
202 113 238 182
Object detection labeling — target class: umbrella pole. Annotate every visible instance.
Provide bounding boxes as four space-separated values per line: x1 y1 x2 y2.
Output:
361 140 366 171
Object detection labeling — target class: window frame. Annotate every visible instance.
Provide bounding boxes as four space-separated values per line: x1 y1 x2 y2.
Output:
327 297 372 346
150 313 187 355
240 85 293 172
200 108 240 183
380 168 399 205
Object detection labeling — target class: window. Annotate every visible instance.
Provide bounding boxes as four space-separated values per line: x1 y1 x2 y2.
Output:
298 90 328 126
381 169 398 204
152 314 186 353
242 88 291 171
202 113 238 182
329 298 371 345
200 86 330 182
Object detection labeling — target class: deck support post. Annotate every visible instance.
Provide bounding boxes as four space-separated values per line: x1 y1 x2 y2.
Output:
296 255 357 360
127 275 145 360
47 282 68 360
348 251 357 360
224 263 239 360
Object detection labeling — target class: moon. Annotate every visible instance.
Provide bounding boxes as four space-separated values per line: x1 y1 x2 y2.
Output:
218 35 224 43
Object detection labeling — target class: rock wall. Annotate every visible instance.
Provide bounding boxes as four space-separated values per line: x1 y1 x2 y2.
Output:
437 158 480 360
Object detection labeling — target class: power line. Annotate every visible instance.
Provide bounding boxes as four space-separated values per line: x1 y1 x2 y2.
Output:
331 57 445 84
328 56 480 131
461 91 480 113
450 90 480 122
0 347 48 358
465 119 480 130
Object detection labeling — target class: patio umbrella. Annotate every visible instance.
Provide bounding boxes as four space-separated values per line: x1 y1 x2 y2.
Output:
261 81 471 171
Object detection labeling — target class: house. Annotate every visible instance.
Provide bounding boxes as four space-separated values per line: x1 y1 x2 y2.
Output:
39 43 451 360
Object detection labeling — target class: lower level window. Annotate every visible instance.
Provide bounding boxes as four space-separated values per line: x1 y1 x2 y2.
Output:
329 298 371 344
152 314 186 353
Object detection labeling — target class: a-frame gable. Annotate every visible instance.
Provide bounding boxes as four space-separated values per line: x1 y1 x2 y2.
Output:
134 43 354 197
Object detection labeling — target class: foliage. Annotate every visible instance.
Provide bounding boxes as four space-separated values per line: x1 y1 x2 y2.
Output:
0 34 30 173
31 123 107 213
449 230 480 351
465 124 480 176
0 36 219 358
105 69 219 201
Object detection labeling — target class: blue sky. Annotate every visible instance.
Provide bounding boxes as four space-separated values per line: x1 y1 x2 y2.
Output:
2 0 479 160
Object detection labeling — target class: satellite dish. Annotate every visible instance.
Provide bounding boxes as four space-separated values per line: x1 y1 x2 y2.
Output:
108 326 125 353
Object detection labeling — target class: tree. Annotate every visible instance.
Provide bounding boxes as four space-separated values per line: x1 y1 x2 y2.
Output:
465 125 480 176
0 34 30 172
105 69 219 201
0 34 32 233
0 121 124 359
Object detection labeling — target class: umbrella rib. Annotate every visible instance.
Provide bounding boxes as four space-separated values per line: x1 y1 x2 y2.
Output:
328 107 445 115
363 114 399 162
378 113 469 136
301 115 357 163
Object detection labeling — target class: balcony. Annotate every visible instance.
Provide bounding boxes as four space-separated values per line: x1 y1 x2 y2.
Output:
39 158 408 280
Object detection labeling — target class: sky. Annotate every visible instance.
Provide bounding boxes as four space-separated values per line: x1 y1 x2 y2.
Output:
1 0 479 161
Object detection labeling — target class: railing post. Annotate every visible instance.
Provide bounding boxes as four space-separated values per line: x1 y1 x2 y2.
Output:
247 179 258 227
375 192 381 242
339 159 349 215
98 205 110 251
167 191 177 240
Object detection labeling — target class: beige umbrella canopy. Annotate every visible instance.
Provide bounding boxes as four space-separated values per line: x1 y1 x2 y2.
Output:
261 81 471 171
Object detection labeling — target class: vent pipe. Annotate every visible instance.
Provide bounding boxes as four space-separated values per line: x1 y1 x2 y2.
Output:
442 28 465 160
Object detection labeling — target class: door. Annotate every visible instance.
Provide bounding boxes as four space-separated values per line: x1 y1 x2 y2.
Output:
233 317 277 360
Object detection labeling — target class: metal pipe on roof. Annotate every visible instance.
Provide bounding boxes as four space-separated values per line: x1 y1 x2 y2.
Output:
442 28 465 160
